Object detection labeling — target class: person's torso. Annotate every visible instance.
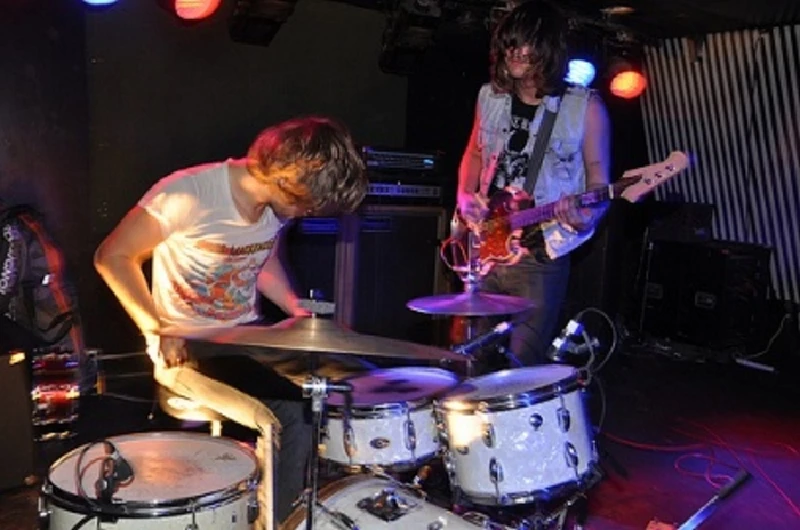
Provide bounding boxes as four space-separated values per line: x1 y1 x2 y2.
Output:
477 84 594 258
150 161 285 328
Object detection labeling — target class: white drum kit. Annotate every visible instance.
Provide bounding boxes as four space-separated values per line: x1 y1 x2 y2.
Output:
37 279 601 530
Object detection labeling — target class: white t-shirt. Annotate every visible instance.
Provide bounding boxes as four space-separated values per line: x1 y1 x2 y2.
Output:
138 159 285 329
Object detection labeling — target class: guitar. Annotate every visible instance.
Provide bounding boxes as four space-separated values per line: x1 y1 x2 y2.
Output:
447 151 690 274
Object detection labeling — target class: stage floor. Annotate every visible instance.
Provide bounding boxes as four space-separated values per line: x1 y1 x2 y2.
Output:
2 342 799 530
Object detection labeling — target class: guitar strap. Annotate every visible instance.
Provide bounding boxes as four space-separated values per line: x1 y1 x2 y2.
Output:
522 98 561 196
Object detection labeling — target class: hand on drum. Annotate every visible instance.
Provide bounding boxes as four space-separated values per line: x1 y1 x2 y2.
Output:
146 333 188 368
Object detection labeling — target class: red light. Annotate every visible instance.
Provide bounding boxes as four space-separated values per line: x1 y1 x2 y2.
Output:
175 0 221 20
610 70 647 99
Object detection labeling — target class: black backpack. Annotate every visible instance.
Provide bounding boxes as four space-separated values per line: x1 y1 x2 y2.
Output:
0 204 84 353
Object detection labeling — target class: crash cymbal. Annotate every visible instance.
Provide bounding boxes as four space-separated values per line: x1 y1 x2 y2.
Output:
159 317 467 362
407 291 535 316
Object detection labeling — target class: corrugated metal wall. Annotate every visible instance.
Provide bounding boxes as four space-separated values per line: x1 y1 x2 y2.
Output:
641 25 800 305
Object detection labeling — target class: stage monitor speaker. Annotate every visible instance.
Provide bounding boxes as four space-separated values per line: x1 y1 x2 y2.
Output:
641 240 772 351
0 351 35 491
351 205 448 345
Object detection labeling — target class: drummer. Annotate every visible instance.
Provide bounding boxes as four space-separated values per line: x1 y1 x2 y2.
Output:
94 116 372 523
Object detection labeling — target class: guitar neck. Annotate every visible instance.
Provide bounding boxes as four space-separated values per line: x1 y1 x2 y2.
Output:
509 186 613 230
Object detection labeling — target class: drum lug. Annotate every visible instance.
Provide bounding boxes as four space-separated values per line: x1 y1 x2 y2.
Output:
564 442 579 469
37 493 50 530
184 504 199 530
404 419 418 451
481 422 496 448
489 457 504 484
247 492 259 524
344 425 357 458
557 407 571 433
443 450 459 485
529 413 543 430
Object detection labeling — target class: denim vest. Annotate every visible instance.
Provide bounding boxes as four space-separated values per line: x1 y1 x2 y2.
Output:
476 83 594 259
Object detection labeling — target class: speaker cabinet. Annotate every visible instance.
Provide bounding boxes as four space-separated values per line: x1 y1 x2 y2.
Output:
267 206 449 344
0 351 35 491
641 240 772 351
351 205 448 344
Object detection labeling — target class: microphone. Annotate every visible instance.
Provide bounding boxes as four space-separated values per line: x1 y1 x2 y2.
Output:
106 441 135 483
452 321 514 356
95 440 134 502
547 319 584 363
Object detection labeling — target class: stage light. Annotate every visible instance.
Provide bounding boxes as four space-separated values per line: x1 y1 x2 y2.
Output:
565 59 596 87
175 0 221 20
83 0 119 5
606 55 647 99
610 69 647 98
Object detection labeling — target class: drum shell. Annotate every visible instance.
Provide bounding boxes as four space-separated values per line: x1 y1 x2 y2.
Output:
323 402 441 469
40 432 258 529
438 367 597 505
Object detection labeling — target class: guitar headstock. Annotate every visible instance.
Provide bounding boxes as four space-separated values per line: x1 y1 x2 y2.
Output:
614 151 691 203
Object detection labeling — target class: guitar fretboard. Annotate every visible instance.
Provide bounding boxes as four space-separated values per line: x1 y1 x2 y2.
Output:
508 186 613 230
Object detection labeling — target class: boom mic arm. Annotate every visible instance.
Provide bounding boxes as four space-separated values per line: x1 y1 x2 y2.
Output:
452 321 514 356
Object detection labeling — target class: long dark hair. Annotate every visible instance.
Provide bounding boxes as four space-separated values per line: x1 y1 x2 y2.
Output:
489 0 568 96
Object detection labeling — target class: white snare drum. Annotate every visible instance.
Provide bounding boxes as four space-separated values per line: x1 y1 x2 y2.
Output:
281 475 479 529
40 431 258 529
438 366 597 505
323 367 458 470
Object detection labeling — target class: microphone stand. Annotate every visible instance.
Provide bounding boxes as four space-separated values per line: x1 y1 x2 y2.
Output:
301 373 353 530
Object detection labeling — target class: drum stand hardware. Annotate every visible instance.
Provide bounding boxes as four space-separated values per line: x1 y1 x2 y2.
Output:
301 375 354 530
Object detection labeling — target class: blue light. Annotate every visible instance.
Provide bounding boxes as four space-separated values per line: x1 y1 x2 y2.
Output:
565 59 596 87
83 0 118 6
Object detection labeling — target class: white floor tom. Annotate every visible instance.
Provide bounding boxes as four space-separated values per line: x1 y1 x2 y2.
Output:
438 365 597 505
323 367 458 470
40 431 258 529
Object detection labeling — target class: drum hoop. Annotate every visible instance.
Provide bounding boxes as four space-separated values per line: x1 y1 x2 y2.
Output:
327 399 431 419
44 432 259 517
280 475 373 530
440 375 583 413
42 479 252 518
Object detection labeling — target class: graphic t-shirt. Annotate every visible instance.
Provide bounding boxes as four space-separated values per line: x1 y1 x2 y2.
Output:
138 160 285 329
491 94 539 192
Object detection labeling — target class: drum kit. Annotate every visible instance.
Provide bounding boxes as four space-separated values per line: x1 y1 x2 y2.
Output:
37 261 601 530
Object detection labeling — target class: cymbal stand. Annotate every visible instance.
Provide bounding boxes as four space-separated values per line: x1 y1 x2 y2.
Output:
301 374 353 530
458 226 485 377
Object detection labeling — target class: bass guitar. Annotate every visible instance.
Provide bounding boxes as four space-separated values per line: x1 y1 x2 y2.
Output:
447 151 690 274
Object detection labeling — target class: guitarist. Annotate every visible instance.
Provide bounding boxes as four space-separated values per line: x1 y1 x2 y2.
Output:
456 0 611 366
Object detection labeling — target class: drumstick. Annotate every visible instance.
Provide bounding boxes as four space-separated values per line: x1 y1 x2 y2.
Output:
155 365 281 530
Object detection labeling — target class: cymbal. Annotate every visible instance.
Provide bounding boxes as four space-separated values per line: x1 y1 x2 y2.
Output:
159 317 467 362
407 292 535 316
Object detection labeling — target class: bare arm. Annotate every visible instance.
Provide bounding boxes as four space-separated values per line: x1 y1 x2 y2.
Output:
458 106 482 199
554 93 612 232
256 229 307 317
582 93 611 195
94 206 164 335
456 103 488 223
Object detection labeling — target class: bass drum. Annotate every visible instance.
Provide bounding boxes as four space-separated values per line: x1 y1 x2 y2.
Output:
281 475 478 530
40 431 258 530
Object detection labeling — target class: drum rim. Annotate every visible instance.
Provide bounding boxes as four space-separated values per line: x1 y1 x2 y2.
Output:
439 368 585 413
326 367 459 411
327 399 433 418
43 431 259 517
